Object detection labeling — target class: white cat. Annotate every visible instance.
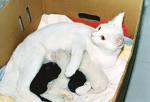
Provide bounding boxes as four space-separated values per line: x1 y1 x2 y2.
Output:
0 16 104 102
0 13 124 102
42 13 125 101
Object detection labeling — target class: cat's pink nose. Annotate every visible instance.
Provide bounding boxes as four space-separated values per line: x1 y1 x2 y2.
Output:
115 37 123 47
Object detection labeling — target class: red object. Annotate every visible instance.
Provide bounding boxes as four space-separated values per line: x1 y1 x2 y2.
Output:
71 18 130 38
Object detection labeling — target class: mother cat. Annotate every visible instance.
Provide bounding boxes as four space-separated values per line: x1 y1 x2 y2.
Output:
0 13 124 102
38 13 125 102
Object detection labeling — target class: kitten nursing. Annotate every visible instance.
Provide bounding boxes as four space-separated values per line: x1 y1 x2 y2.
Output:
0 13 124 102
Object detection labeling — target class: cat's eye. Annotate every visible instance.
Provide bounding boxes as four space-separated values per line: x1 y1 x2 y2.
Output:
100 35 105 40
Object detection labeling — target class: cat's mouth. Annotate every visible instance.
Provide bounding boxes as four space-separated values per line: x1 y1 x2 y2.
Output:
115 37 124 48
116 42 124 48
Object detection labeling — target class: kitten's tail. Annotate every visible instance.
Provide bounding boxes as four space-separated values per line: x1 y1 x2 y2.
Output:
38 95 52 102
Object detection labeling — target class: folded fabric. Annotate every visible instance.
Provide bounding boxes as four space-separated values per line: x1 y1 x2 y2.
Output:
124 36 133 45
37 14 73 29
0 66 5 81
0 0 10 9
119 45 133 61
0 96 15 102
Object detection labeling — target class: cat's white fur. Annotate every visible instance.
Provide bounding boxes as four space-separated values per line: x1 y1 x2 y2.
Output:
42 13 125 101
0 13 124 102
0 22 97 102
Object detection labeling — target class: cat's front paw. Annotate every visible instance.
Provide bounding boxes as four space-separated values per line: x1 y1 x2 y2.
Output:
75 81 91 95
63 91 73 102
65 69 75 77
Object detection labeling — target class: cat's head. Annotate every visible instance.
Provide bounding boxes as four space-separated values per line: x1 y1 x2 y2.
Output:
91 13 125 52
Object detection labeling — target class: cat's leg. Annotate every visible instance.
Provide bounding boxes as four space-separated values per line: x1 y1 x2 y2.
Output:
16 52 45 102
43 75 72 102
56 50 91 95
75 81 91 95
65 43 84 77
48 73 72 101
42 50 73 102
80 53 109 94
88 66 109 93
53 50 73 101
55 50 71 75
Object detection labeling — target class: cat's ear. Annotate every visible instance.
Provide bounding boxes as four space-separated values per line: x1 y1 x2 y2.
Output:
96 25 101 30
109 12 125 27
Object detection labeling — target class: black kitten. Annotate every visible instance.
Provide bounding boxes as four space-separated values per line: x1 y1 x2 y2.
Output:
68 70 86 93
30 62 61 102
30 62 86 102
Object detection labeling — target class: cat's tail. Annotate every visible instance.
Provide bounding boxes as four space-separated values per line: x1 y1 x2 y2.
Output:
41 93 64 102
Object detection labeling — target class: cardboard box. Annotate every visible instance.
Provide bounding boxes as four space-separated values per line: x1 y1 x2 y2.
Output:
0 0 144 101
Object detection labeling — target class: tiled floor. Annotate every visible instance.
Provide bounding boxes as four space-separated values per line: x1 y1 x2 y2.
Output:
125 0 150 102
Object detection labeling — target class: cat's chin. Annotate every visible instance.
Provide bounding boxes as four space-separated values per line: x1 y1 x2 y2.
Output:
117 44 124 49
